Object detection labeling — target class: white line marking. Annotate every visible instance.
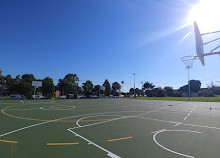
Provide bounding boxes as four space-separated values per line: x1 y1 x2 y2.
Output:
139 117 178 124
0 110 142 138
76 115 122 127
153 130 202 158
174 122 182 126
181 122 220 130
184 117 187 120
67 129 121 158
69 116 129 130
20 100 24 103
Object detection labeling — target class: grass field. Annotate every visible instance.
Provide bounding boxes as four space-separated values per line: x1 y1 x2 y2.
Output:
126 95 220 102
1 99 220 158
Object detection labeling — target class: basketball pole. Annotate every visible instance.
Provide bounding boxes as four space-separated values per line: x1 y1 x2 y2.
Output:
34 86 36 100
133 73 136 98
187 66 191 101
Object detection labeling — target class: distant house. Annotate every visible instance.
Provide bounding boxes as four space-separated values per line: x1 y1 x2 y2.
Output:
213 86 220 95
55 90 60 98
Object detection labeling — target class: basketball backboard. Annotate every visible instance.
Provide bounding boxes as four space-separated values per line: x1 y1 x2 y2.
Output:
194 22 204 66
32 81 42 87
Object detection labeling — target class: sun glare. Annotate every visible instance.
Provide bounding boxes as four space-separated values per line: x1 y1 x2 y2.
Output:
187 0 220 33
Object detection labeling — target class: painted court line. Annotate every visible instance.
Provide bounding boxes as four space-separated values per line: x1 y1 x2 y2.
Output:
139 116 178 124
76 115 123 127
153 130 202 158
0 139 18 144
107 136 133 142
174 122 182 126
47 142 79 145
67 129 121 158
151 129 166 134
175 105 197 127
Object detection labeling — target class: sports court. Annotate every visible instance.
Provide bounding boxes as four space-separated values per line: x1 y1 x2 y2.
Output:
1 99 220 158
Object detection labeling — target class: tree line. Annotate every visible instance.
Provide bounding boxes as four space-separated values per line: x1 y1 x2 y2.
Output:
129 80 202 97
0 70 121 99
0 69 208 99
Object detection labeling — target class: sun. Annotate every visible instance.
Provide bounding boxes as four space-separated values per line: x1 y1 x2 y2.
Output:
187 0 220 33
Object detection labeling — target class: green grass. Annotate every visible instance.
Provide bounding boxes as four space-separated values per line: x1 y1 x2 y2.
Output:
0 96 9 99
125 95 220 102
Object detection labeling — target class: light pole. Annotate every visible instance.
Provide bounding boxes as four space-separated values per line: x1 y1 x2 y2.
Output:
133 73 136 98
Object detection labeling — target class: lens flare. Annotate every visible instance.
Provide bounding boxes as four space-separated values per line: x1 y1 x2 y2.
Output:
187 0 220 32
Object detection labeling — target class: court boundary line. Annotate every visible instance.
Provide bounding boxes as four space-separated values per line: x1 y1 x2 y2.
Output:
67 129 121 158
153 130 202 158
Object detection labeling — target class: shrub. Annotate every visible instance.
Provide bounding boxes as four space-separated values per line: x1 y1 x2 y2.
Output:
203 90 214 97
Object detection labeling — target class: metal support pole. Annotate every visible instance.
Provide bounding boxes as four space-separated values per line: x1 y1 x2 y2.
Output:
188 67 190 101
133 73 136 98
34 86 36 100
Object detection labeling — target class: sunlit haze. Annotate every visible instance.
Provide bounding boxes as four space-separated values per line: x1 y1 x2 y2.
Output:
187 0 220 32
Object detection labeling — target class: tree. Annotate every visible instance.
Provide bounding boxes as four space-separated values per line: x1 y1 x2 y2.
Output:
57 73 79 96
42 77 55 98
153 87 165 97
94 85 100 96
129 88 134 95
142 81 155 97
15 75 21 83
0 69 5 96
121 81 124 93
103 79 111 97
203 89 214 97
9 81 33 98
57 79 74 95
135 88 141 97
164 86 174 96
179 85 188 93
142 81 155 91
21 74 36 83
112 82 121 96
82 80 94 97
64 73 78 85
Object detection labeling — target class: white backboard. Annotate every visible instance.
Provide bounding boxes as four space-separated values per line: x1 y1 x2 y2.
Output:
32 81 42 87
194 21 204 66
100 86 106 91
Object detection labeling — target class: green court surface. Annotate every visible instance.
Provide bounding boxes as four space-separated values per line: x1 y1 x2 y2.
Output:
1 99 220 158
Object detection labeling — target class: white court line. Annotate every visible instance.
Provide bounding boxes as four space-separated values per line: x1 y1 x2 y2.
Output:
69 116 129 130
139 117 178 124
174 122 181 126
175 105 196 127
68 129 121 158
0 110 142 138
76 115 123 127
153 130 202 158
5 108 42 111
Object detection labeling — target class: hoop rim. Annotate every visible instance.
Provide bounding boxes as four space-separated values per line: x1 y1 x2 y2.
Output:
181 55 198 61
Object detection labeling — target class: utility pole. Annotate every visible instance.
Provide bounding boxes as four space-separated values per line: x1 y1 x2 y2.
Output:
133 73 136 98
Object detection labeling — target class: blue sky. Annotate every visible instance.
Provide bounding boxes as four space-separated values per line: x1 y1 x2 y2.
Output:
1 0 220 91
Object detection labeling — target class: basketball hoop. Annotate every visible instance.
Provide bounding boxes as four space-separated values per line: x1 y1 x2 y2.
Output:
181 55 198 102
181 55 197 69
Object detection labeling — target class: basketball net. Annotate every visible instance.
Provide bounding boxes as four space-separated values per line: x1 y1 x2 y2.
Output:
181 56 197 69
